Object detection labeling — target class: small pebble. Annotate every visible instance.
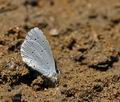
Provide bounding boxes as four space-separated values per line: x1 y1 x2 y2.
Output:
50 28 59 36
6 61 16 69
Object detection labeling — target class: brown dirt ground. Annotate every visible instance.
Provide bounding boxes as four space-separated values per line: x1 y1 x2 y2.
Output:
0 0 120 102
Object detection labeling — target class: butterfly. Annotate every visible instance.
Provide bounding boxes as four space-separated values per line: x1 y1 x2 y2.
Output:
20 27 59 83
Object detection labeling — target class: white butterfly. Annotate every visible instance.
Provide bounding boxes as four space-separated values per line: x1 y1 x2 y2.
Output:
20 27 59 83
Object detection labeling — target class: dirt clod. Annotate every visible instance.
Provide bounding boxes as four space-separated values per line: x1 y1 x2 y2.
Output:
31 76 44 91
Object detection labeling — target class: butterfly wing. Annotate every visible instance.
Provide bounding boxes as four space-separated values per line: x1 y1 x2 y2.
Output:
20 27 57 78
26 27 53 57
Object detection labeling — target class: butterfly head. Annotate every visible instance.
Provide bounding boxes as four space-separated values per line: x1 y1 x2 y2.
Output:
43 73 59 87
49 73 58 84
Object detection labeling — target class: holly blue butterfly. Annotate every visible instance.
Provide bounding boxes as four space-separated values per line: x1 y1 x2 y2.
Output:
20 27 59 83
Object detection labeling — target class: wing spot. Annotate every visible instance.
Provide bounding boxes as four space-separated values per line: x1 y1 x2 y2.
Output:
34 38 37 40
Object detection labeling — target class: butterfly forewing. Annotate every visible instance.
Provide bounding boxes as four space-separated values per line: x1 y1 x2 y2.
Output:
21 27 57 78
